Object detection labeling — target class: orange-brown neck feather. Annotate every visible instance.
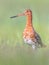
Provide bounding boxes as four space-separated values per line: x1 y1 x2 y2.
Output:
26 14 33 27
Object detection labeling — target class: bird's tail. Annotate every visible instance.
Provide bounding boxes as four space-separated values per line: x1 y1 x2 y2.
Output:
41 44 47 48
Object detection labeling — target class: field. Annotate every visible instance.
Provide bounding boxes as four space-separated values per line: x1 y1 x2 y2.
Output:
0 0 49 65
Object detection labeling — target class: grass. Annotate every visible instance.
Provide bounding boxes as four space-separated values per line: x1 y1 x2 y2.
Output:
0 43 49 65
0 0 49 65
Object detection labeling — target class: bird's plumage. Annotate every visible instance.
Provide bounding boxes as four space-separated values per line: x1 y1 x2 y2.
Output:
10 9 46 49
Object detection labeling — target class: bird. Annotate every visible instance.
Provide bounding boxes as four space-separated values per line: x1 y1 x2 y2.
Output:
10 9 46 49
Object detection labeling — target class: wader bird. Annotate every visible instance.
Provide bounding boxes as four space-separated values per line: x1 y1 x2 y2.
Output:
10 9 46 49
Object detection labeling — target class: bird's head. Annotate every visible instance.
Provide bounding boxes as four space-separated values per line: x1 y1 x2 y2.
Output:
24 9 32 16
10 9 32 18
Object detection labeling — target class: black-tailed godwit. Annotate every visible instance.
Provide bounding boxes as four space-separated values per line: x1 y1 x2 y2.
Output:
10 9 46 49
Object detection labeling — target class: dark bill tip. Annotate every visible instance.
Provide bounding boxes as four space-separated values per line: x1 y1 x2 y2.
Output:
10 15 18 18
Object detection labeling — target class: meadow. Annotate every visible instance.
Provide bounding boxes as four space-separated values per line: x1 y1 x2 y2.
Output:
0 0 49 65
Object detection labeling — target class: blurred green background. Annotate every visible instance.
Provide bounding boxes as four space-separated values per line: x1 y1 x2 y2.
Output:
0 0 49 65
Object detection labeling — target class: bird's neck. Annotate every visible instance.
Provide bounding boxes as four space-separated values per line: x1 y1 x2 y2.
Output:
26 14 33 27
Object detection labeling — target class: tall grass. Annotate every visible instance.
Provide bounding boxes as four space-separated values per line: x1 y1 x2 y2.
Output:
0 0 49 65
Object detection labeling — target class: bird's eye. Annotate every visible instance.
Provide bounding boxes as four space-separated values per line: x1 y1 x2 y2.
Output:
26 10 28 12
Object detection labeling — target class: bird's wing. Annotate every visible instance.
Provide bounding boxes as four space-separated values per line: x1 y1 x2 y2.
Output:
35 32 43 47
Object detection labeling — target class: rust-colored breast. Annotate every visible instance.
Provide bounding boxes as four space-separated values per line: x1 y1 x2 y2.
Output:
23 27 35 40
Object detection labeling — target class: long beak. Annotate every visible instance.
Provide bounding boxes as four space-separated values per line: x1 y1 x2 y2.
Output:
10 13 25 18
